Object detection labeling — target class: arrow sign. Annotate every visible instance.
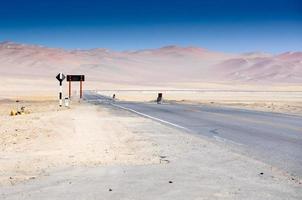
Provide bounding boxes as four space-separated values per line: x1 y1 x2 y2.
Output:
56 73 66 82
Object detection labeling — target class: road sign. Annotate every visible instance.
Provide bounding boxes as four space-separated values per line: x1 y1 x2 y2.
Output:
66 75 85 98
56 73 65 107
67 75 85 82
56 73 66 82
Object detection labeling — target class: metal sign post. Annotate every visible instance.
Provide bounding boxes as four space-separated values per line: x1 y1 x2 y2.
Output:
56 73 66 106
69 79 71 98
80 79 83 98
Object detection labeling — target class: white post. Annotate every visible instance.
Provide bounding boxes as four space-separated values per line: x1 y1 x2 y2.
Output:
59 73 63 107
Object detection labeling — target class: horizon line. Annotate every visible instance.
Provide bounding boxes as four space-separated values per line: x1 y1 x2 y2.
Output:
1 40 301 55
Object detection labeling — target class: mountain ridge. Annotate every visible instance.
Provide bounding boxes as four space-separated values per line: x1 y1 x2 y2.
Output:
0 41 301 84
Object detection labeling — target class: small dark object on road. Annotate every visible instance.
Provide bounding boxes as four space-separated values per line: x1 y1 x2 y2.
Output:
169 181 173 183
157 93 163 104
109 188 112 192
259 172 264 175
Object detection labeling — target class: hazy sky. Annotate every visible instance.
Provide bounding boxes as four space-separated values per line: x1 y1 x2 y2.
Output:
0 0 301 53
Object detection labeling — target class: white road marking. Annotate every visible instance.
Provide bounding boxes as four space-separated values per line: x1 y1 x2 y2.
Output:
110 102 244 147
213 135 244 146
110 103 192 132
91 95 244 147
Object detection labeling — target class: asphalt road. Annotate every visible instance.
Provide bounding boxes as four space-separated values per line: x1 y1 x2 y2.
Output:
84 91 302 177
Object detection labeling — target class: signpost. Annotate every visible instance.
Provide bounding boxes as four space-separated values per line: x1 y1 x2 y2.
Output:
66 75 85 99
56 73 66 107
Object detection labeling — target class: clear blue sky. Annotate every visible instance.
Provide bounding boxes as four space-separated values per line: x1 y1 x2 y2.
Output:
0 0 301 53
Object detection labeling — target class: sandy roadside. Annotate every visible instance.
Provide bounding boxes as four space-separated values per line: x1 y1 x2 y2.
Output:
0 100 160 186
0 99 301 199
1 77 302 115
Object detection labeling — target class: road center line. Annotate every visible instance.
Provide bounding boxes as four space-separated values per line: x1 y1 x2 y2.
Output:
109 101 246 147
109 103 192 132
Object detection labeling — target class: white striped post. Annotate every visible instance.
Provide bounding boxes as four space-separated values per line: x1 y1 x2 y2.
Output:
59 79 63 106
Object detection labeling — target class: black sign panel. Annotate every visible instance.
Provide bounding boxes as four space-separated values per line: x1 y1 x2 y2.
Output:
67 75 85 82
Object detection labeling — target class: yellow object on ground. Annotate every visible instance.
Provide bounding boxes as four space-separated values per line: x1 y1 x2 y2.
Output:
10 110 17 116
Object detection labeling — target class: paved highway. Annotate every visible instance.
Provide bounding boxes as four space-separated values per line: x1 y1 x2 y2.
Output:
84 91 302 177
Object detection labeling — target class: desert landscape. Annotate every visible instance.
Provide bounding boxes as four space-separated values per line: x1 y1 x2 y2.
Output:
0 40 301 199
1 41 301 114
1 0 302 198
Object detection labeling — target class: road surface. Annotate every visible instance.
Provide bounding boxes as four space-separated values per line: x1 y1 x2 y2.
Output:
84 91 302 177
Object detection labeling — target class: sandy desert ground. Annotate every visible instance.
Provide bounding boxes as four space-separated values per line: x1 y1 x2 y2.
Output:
0 100 301 199
0 100 160 186
1 76 302 116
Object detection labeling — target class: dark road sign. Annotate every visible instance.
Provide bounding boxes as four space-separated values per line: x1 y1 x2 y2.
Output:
67 75 85 82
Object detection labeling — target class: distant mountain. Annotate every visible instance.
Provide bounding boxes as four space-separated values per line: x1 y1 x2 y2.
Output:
0 41 301 84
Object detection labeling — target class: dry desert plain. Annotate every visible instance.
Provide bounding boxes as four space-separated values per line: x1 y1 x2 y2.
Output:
0 42 302 199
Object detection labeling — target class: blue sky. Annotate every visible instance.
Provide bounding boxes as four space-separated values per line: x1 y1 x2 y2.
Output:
0 0 301 53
